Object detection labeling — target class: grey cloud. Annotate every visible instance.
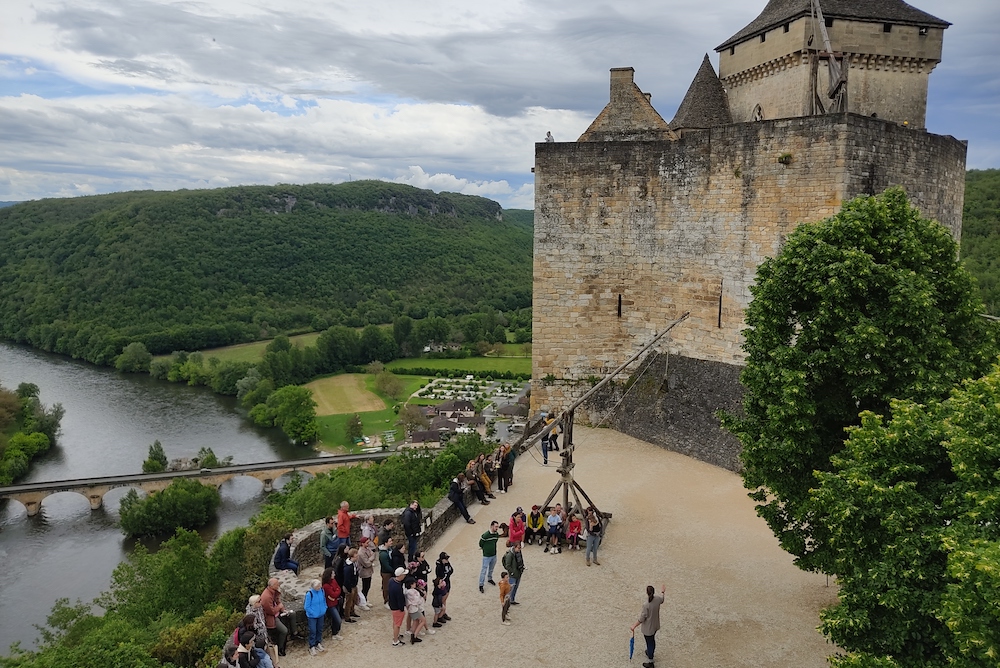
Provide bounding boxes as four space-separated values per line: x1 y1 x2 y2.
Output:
38 0 719 116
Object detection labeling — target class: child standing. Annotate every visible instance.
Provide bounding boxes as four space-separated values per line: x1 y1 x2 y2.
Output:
545 507 562 553
498 571 512 626
431 578 446 628
405 579 428 643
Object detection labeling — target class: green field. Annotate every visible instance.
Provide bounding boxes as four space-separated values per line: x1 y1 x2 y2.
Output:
153 332 322 363
315 373 431 450
385 356 531 375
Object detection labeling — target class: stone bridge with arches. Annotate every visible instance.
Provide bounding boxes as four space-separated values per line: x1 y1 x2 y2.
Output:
0 451 392 518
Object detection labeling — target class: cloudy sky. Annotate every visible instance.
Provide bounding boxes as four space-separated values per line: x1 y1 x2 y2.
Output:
1 0 997 209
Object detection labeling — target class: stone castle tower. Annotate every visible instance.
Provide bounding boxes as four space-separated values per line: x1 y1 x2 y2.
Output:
531 0 967 470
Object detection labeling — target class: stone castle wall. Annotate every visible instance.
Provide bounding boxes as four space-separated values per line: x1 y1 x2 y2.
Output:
531 113 966 442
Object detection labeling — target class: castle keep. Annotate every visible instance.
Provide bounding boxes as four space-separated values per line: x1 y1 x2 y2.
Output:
531 0 967 470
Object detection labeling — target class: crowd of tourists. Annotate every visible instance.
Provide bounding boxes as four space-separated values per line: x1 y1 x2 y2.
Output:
220 435 615 666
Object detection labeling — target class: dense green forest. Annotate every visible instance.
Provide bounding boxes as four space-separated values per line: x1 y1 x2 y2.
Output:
960 169 1000 315
0 182 533 365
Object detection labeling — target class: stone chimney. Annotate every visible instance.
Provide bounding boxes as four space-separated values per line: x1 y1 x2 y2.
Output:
610 67 635 98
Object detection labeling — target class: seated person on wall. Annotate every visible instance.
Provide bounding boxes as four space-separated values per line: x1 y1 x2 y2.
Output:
260 578 298 657
464 461 490 505
448 473 476 524
525 505 545 545
273 533 299 575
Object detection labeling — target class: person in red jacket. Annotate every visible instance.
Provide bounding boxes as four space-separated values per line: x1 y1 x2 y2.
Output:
321 567 343 641
508 507 526 546
336 501 356 552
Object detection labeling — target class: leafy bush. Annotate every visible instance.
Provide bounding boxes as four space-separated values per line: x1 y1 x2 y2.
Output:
151 606 242 668
119 479 222 537
115 342 153 373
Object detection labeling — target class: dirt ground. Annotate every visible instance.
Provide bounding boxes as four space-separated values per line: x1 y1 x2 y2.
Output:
280 427 839 667
304 374 385 416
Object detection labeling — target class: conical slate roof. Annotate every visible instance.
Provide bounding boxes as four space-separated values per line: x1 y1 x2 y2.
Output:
670 55 732 131
716 0 950 51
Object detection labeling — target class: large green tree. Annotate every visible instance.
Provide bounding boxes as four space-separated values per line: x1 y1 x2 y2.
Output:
813 363 1000 667
726 188 998 572
249 385 319 444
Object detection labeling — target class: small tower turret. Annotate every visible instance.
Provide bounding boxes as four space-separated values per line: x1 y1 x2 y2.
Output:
715 0 949 128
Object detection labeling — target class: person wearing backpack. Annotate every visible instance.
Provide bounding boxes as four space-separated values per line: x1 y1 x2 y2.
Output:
303 579 327 656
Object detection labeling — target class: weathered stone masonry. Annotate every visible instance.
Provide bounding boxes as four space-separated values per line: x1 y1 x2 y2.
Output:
532 114 966 470
531 1 967 471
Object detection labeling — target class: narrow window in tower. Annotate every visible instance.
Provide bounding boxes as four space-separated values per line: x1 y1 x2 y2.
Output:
760 32 766 43
730 46 735 55
783 23 790 33
918 26 928 36
825 17 834 28
617 294 622 318
717 280 724 328
882 23 892 33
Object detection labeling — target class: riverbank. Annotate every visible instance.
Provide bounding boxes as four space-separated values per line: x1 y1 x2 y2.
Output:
275 426 837 667
0 342 303 652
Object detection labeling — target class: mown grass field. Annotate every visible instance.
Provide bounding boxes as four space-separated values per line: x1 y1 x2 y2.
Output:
305 374 385 416
314 373 431 450
385 356 531 375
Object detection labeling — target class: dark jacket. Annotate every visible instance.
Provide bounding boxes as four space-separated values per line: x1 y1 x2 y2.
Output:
342 559 359 591
333 555 346 586
448 478 463 503
401 506 422 537
273 539 292 570
435 559 454 584
390 546 407 570
387 577 406 611
502 548 525 579
379 546 394 574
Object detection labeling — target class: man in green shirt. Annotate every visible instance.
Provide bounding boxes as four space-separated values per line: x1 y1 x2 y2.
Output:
478 521 501 593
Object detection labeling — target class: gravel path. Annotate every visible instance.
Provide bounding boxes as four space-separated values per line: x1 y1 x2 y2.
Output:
280 426 837 667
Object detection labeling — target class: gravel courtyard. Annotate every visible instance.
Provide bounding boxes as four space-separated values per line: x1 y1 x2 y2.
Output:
282 426 838 667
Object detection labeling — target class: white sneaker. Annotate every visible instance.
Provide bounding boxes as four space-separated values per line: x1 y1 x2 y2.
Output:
332 634 343 641
316 643 325 652
360 605 372 611
501 620 511 626
309 647 318 656
426 629 436 635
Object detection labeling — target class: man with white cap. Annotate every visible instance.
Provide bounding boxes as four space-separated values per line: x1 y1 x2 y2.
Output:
387 566 409 647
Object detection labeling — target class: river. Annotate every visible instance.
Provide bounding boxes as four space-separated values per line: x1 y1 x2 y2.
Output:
0 342 314 653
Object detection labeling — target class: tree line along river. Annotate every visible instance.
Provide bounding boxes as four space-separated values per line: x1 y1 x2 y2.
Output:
0 342 313 652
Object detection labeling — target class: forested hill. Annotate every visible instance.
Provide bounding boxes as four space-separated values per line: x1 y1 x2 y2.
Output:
961 169 1000 316
0 181 533 365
